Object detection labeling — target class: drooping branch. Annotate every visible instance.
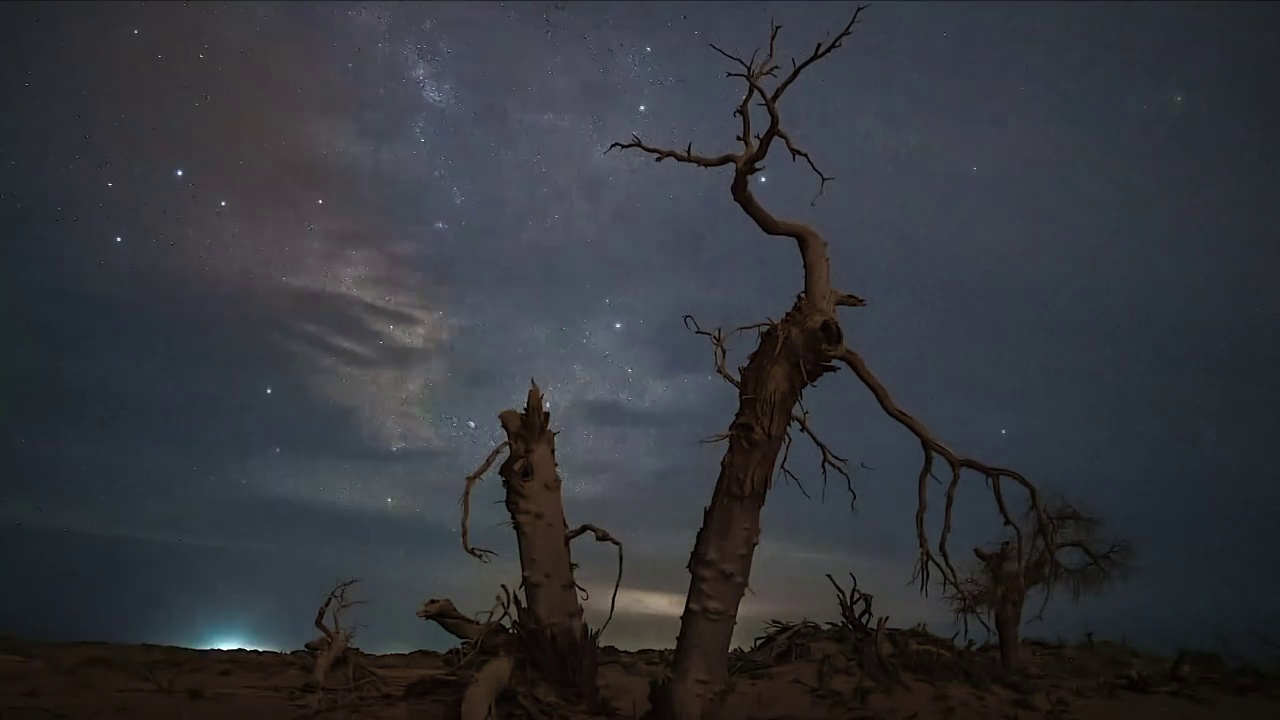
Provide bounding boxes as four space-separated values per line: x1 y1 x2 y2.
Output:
460 441 509 562
833 344 1056 598
789 400 854 507
566 523 624 640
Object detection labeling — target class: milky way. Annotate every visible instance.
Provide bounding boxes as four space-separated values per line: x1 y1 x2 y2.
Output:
3 1 1279 656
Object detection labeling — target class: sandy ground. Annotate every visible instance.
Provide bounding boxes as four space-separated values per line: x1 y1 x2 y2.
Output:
1 626 1277 719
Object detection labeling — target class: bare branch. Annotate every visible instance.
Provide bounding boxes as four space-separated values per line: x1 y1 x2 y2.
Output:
775 127 834 206
460 442 508 563
833 344 1053 597
604 134 737 168
775 431 812 499
683 314 772 390
789 406 854 508
768 8 868 106
610 8 870 308
566 523 625 640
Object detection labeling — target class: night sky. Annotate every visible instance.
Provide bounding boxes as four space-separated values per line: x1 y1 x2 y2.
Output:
2 2 1278 658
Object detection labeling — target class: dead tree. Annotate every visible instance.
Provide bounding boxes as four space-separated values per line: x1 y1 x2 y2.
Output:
607 9 1061 720
421 380 624 713
946 499 1132 674
827 573 902 689
302 579 385 695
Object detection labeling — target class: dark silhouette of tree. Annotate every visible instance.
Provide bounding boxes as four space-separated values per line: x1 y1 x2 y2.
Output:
946 499 1133 673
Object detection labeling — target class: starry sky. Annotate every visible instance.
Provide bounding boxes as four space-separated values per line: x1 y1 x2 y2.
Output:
2 1 1278 658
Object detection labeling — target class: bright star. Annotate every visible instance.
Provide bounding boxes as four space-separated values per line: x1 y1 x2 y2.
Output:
115 236 121 242
220 201 227 206
176 169 184 177
266 387 272 395
614 322 622 329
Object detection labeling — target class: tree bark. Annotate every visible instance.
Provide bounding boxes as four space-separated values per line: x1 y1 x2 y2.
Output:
497 382 597 701
656 300 841 720
994 595 1024 675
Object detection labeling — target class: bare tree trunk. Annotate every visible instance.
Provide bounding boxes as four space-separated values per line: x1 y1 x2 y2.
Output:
497 382 597 701
994 595 1025 675
656 302 840 720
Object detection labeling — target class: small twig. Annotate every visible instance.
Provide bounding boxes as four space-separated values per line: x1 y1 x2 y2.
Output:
789 407 854 508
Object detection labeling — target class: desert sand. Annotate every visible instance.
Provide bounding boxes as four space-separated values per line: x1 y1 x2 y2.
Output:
2 622 1277 720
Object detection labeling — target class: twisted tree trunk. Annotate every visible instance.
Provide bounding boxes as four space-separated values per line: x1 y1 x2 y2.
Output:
654 300 842 720
497 382 598 702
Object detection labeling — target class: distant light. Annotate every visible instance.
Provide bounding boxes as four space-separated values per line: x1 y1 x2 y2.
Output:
638 105 646 112
614 322 622 329
202 636 267 652
115 236 122 242
1000 429 1007 435
317 199 323 204
220 200 227 206
266 387 272 394
176 169 184 177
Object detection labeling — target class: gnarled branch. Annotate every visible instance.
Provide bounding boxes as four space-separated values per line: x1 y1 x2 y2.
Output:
833 344 1055 599
460 441 509 562
566 523 624 640
609 7 870 310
